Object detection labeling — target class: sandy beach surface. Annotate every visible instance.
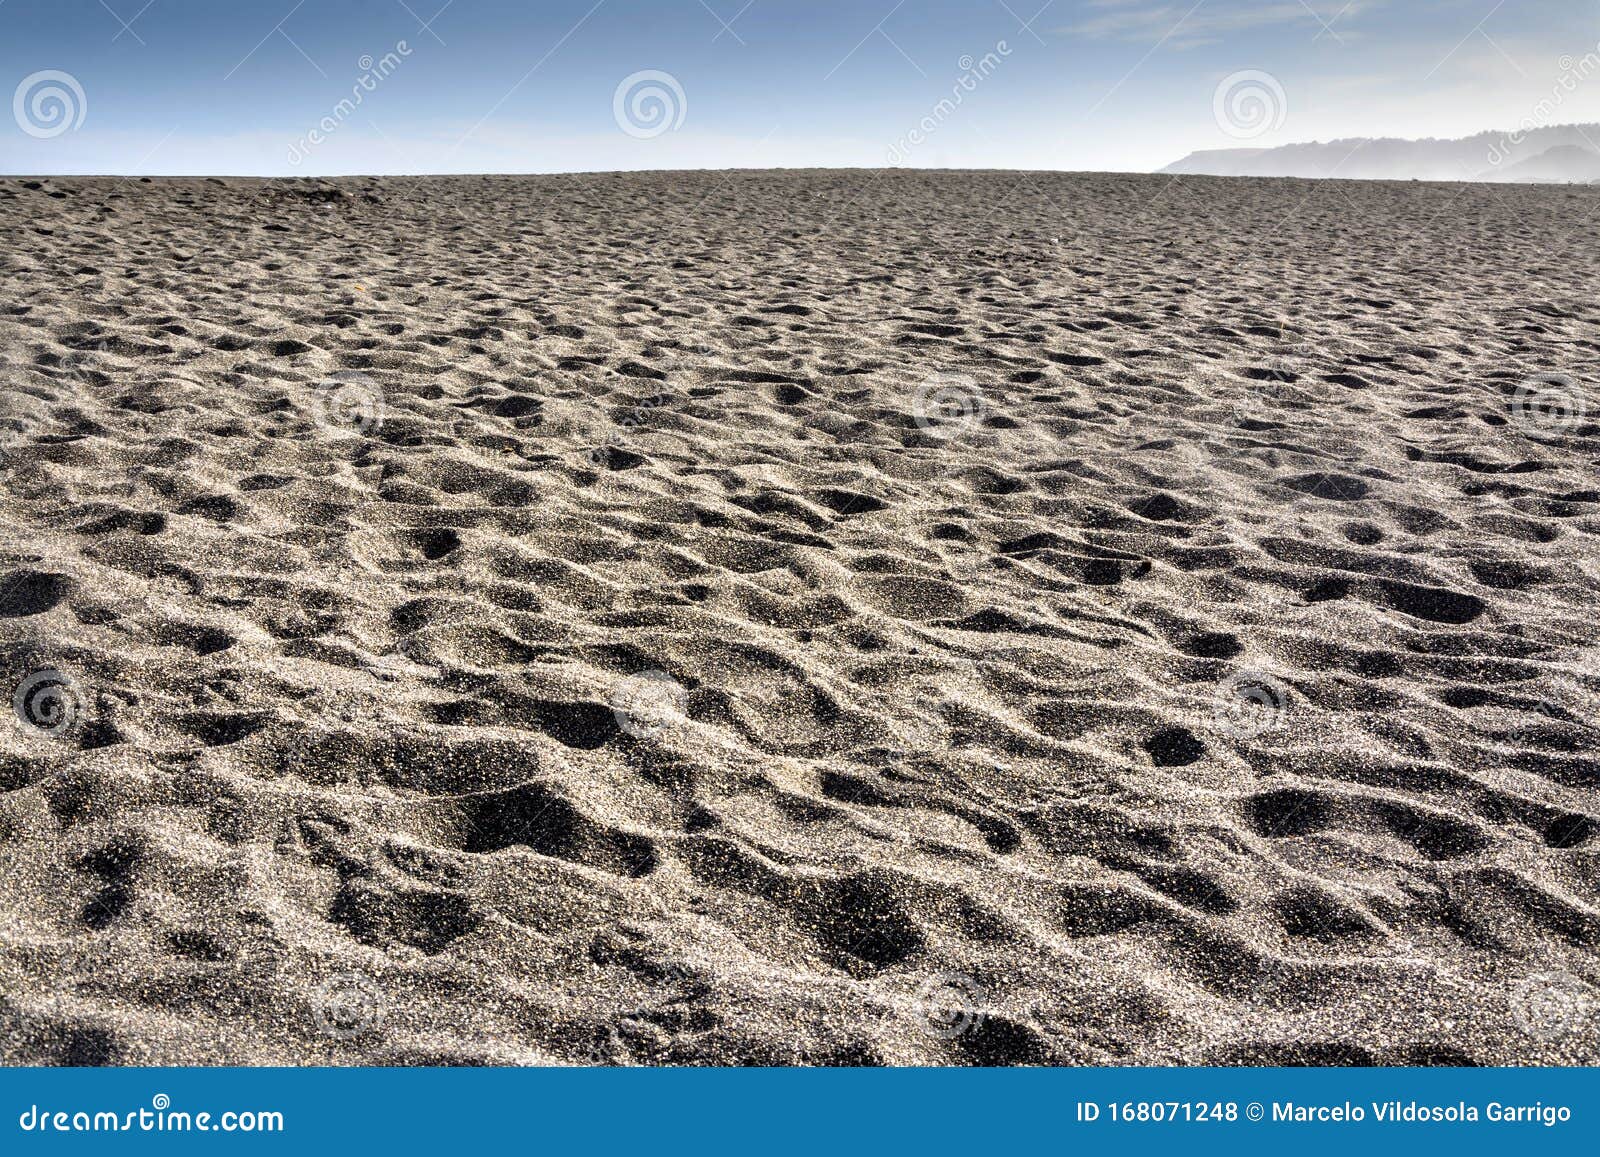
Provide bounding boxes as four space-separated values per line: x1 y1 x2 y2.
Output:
1 171 1597 1065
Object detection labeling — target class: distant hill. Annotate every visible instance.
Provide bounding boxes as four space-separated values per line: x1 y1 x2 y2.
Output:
1491 143 1600 183
1161 123 1600 183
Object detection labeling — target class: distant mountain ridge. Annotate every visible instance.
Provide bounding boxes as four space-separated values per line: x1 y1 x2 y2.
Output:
1161 123 1600 183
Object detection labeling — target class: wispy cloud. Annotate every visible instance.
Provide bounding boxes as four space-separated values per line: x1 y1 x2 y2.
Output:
1059 0 1379 48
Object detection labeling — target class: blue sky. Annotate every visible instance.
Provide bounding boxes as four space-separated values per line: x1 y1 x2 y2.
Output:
2 0 1597 174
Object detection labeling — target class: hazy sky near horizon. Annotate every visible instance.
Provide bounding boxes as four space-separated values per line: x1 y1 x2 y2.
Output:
2 0 1597 176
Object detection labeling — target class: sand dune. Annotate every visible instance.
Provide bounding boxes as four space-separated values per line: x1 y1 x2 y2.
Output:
1 171 1597 1065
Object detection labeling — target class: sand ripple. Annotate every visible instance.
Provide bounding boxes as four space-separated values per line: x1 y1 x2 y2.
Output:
1 173 1597 1065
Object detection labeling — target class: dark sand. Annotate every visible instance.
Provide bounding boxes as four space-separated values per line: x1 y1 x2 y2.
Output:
1 171 1597 1065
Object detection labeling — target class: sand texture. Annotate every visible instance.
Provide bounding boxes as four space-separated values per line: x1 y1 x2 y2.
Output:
1 171 1598 1066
